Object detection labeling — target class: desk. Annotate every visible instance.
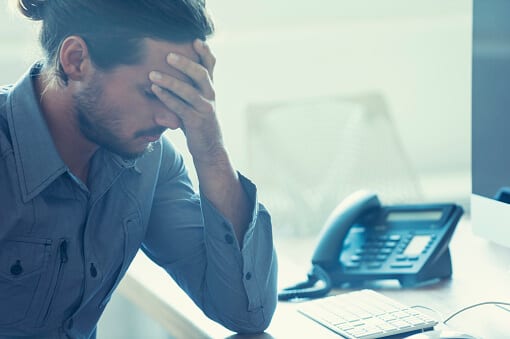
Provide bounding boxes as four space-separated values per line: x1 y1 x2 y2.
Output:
118 217 510 338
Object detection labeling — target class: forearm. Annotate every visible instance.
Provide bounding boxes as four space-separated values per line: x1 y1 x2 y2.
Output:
197 196 278 333
194 147 252 245
145 172 278 333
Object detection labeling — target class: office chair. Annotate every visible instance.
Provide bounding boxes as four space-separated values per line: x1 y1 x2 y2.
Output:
245 92 423 237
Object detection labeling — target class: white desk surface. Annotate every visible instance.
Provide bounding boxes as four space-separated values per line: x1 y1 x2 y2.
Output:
118 217 510 338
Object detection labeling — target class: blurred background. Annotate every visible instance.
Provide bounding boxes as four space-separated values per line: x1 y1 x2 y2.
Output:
0 0 472 337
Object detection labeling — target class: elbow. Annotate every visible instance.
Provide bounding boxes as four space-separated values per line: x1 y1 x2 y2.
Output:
213 288 278 334
222 304 276 334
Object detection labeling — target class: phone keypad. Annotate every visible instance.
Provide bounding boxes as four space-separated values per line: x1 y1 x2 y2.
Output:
345 232 437 271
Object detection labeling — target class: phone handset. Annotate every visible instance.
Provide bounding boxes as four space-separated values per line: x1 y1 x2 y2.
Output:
278 190 381 301
311 191 381 267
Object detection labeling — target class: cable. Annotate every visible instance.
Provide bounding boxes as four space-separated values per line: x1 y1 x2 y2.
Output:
443 301 510 324
496 304 510 313
277 265 332 301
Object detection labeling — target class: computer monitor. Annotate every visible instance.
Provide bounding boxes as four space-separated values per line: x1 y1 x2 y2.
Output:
471 0 510 247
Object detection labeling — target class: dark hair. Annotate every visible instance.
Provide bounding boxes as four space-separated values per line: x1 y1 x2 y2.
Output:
17 0 214 83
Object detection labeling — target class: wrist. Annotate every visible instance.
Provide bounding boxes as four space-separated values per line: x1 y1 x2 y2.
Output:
192 143 231 170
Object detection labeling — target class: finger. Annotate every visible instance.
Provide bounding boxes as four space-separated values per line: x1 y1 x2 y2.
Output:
151 84 189 122
149 71 214 114
193 39 216 81
151 84 212 122
166 53 214 99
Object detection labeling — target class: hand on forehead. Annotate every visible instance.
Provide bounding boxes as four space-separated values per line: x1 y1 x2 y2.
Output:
143 38 201 84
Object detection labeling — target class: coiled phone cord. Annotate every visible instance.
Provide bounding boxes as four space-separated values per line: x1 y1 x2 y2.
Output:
277 265 332 301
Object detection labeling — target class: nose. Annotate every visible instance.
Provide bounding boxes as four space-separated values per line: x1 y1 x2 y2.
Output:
154 109 181 130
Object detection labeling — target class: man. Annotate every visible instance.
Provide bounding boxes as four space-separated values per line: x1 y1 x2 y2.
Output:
0 0 277 338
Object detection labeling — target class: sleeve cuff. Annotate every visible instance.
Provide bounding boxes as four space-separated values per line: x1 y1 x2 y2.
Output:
199 171 260 249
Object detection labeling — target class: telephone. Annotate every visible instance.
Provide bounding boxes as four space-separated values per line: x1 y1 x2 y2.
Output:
278 190 464 300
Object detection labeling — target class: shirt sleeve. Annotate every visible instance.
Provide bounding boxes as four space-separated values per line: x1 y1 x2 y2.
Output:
141 140 278 334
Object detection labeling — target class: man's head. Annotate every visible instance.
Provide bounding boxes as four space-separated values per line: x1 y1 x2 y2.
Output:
18 0 214 85
17 0 214 159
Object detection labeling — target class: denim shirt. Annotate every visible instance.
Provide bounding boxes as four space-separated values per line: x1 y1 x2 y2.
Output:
0 65 278 338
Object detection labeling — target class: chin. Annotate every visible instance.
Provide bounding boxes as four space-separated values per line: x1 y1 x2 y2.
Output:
124 141 158 160
103 144 146 160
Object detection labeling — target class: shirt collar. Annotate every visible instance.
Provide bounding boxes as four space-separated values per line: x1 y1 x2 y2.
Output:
7 64 145 202
7 63 67 203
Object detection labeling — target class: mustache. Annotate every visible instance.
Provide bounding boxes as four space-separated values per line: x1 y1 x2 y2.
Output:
135 126 167 138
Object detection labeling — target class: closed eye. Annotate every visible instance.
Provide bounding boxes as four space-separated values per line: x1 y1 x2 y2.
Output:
144 89 158 100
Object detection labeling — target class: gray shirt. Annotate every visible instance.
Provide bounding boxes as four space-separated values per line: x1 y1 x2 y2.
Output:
0 64 277 338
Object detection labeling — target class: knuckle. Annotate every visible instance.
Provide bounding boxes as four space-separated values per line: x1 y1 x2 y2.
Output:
202 100 215 113
199 67 209 81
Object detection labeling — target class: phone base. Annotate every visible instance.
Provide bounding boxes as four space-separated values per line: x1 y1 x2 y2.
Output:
399 249 453 287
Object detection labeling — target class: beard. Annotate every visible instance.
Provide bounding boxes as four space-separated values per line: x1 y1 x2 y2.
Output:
73 78 162 160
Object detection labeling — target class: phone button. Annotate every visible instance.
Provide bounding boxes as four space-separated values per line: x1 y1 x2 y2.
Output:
388 234 401 241
375 254 388 261
390 263 413 269
344 263 361 270
366 262 383 269
355 249 365 255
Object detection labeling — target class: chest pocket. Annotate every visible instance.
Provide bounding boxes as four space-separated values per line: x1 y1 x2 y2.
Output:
0 237 52 326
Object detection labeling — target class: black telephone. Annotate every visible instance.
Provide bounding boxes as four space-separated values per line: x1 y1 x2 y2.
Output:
278 190 464 301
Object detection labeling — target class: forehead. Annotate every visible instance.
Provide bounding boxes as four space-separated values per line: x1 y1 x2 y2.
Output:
100 38 200 86
142 38 200 72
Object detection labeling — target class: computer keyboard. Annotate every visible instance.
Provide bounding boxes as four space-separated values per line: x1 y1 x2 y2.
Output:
298 289 438 339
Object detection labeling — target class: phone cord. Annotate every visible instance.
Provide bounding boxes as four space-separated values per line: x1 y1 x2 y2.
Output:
277 265 332 301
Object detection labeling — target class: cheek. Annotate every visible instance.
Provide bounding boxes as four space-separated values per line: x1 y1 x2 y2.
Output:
109 94 151 125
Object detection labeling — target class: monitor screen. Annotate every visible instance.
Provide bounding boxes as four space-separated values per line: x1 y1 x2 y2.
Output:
471 0 510 247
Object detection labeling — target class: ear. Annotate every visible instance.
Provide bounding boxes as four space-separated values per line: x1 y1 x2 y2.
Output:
59 36 93 82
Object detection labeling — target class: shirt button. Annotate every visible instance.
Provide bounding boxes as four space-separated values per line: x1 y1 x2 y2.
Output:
10 260 23 275
224 234 234 244
90 263 97 278
245 272 252 280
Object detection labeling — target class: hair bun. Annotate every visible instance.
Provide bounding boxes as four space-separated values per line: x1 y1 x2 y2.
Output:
18 0 47 20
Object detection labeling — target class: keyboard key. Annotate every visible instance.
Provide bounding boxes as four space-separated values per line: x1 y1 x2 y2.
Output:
407 316 428 326
347 327 368 336
379 313 396 321
336 323 354 331
393 310 410 319
389 319 412 329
